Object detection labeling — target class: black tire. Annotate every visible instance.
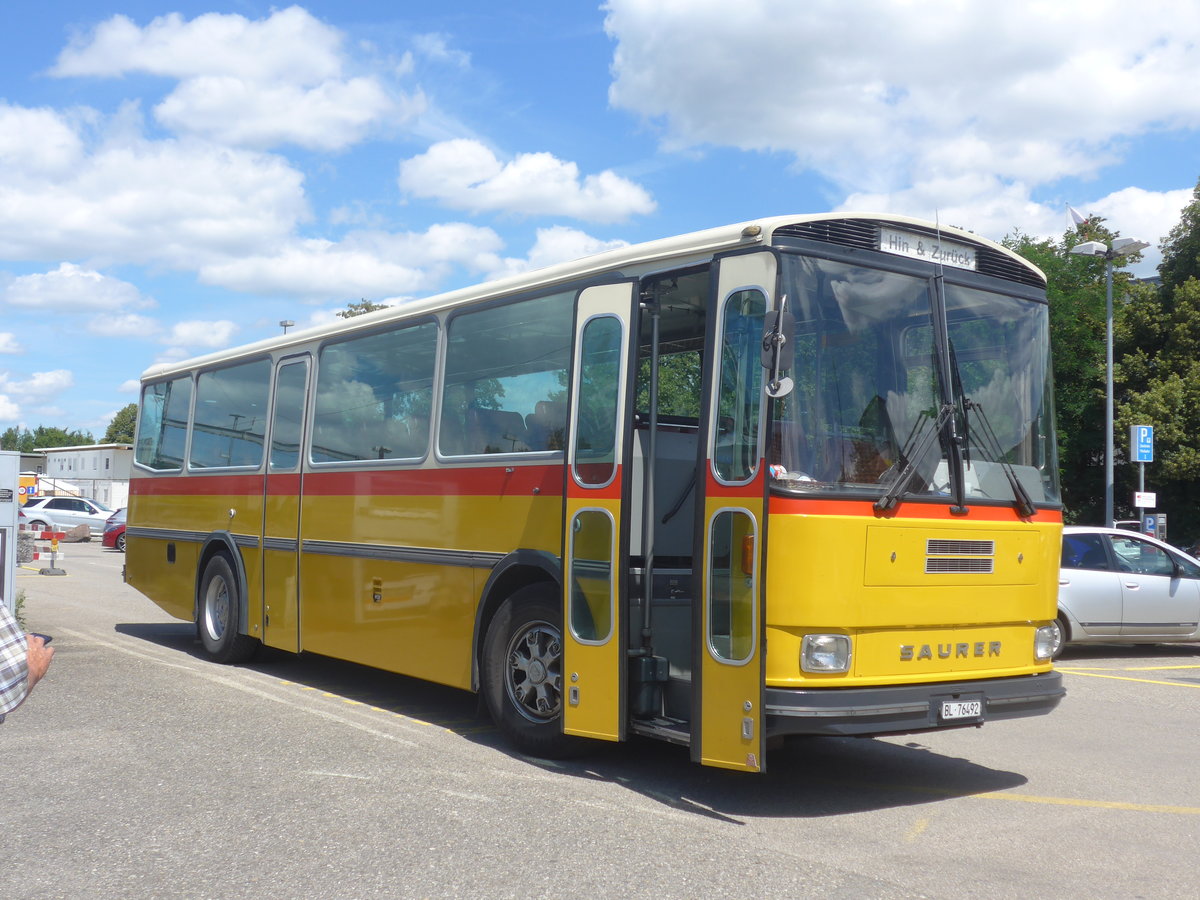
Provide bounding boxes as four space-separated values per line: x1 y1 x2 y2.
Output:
115 532 126 552
1049 614 1069 660
482 583 583 759
198 554 259 664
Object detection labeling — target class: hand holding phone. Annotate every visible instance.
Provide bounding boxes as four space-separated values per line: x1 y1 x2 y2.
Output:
30 632 52 644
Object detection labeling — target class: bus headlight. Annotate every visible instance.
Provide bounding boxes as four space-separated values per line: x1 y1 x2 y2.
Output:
1034 625 1056 661
801 634 851 673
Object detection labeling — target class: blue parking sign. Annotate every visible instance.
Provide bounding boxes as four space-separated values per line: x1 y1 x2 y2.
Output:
1131 425 1154 463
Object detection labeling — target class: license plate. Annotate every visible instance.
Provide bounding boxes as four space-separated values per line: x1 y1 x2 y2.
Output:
940 700 982 720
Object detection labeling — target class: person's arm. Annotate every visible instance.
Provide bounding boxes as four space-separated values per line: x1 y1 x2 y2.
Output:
25 634 53 691
0 605 54 722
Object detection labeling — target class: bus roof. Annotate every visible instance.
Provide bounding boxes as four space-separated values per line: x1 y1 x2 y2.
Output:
140 212 1045 382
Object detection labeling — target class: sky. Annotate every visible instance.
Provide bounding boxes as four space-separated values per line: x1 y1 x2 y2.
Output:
1 1 1198 436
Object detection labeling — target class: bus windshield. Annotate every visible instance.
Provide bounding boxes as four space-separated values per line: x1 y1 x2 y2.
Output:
770 254 1059 507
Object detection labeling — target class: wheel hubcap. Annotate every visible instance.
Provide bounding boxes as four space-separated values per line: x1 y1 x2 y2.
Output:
505 620 562 723
204 576 229 641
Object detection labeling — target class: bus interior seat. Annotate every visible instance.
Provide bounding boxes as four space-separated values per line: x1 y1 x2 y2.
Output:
467 407 529 453
525 400 565 451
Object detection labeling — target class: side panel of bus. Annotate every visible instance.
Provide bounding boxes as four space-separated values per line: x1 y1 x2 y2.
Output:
562 281 638 741
692 252 776 772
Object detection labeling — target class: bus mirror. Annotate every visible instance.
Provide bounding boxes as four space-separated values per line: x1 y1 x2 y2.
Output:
761 309 795 398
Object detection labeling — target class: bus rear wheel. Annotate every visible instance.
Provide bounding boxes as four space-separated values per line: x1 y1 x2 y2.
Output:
482 583 582 759
198 554 259 664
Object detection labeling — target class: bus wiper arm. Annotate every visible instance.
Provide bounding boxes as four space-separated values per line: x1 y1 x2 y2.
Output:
963 399 1037 518
874 403 955 513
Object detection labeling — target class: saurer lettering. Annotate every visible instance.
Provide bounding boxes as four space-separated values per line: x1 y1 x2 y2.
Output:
900 641 1001 661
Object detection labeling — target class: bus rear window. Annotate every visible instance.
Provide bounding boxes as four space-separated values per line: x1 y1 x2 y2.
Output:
135 376 192 471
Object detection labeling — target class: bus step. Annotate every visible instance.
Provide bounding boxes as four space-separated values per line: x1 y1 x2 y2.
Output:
629 716 690 746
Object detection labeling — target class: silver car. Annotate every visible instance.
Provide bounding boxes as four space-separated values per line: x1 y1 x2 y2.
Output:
1054 525 1200 658
21 496 114 536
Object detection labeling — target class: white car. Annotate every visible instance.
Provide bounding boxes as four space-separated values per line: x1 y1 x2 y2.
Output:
1054 525 1200 658
21 496 114 536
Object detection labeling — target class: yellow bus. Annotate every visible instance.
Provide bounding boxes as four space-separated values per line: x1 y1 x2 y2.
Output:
128 214 1064 772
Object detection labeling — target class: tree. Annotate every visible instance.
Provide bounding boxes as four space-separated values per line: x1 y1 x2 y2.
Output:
1005 227 1115 523
103 403 138 443
1113 181 1200 544
337 298 390 319
1157 177 1200 295
0 425 94 451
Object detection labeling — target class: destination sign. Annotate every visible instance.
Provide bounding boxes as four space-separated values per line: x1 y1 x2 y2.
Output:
879 227 977 271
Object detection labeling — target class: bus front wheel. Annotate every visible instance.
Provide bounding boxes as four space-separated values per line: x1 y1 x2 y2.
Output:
198 554 259 664
482 583 582 759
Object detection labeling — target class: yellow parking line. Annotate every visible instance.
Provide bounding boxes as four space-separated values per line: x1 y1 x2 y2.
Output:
1123 664 1200 671
1056 669 1200 688
978 791 1200 815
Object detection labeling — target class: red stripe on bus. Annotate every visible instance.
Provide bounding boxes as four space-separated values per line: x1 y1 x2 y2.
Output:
768 495 1063 522
131 474 264 496
703 463 767 500
132 465 566 498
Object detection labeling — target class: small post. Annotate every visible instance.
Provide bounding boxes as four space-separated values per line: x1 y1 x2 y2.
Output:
38 531 66 576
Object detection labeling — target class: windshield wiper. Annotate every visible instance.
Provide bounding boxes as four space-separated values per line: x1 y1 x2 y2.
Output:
874 403 955 513
963 398 1037 518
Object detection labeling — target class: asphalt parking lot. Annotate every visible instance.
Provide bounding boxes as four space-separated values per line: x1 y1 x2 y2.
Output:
4 541 1199 899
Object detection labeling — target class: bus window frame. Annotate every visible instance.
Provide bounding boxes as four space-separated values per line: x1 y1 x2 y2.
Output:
569 311 625 491
434 287 575 463
133 373 197 474
267 354 313 474
187 356 273 472
710 285 770 489
705 505 760 666
307 315 441 469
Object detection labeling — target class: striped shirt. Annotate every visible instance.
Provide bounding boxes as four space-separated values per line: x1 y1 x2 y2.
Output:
0 603 29 723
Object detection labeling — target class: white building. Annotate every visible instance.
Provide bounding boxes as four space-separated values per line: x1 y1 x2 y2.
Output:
37 444 134 509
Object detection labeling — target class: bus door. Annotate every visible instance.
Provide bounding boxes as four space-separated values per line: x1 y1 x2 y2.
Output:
260 356 310 653
562 281 638 741
692 253 775 771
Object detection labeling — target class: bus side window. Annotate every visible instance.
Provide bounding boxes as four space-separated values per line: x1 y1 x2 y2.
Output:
312 319 437 463
439 291 571 457
190 360 271 469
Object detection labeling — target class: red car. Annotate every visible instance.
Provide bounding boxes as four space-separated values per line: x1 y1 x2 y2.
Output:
102 508 127 551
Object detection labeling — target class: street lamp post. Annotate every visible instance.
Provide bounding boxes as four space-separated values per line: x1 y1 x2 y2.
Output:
1069 236 1150 528
279 320 295 334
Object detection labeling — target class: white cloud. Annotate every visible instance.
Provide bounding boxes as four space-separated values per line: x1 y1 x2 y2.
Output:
605 1 1200 185
199 222 506 301
87 312 161 338
52 8 418 151
0 394 18 420
603 0 1200 250
0 333 20 354
3 263 154 311
0 109 308 267
412 33 471 69
0 369 74 403
484 226 629 280
155 75 410 151
0 102 86 177
52 8 344 82
168 320 239 348
398 139 656 223
119 379 141 394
